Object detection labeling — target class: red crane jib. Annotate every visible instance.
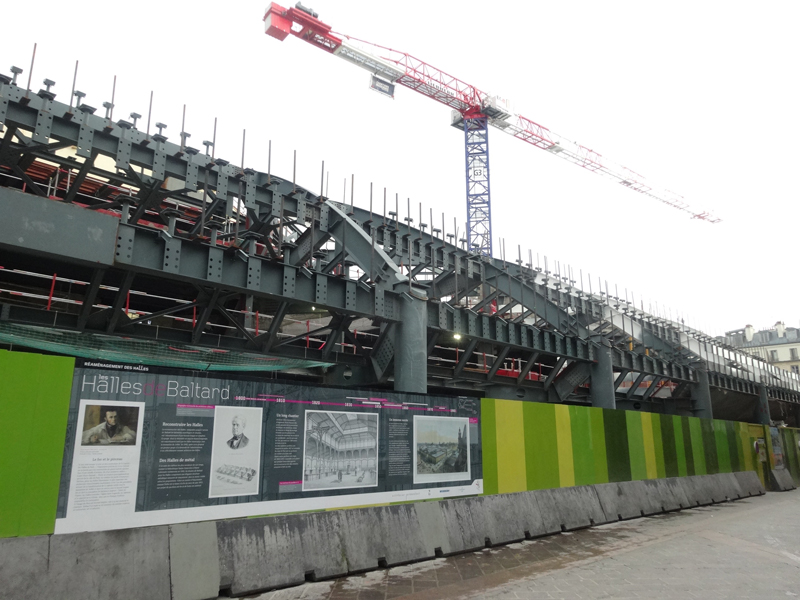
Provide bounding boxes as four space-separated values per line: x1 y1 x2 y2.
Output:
264 3 342 52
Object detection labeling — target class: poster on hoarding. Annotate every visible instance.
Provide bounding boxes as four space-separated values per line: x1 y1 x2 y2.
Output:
54 361 482 534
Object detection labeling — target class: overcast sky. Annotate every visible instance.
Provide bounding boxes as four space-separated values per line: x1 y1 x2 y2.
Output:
2 1 797 337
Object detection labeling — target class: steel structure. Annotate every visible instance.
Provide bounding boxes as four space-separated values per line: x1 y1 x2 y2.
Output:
0 70 797 428
263 3 721 260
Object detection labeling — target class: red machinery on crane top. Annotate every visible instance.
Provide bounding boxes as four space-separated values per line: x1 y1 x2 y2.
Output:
264 2 720 225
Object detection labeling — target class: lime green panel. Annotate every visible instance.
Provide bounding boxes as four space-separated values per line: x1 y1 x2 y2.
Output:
569 405 594 486
19 354 74 536
588 408 609 484
672 416 688 477
494 400 527 493
688 418 707 475
626 412 647 481
480 398 499 495
554 405 574 487
523 403 559 490
0 351 74 538
640 412 658 479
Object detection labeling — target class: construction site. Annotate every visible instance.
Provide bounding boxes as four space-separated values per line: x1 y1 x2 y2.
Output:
0 3 799 600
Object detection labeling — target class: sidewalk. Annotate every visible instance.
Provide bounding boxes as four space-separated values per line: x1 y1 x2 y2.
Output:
227 489 800 600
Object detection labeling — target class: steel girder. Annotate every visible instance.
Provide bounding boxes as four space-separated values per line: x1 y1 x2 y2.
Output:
1 76 799 403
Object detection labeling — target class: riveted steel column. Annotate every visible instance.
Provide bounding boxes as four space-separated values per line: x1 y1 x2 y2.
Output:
692 362 714 419
590 337 616 409
394 292 428 393
755 383 772 425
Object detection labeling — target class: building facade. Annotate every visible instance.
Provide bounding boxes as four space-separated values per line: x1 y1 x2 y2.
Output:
725 322 800 375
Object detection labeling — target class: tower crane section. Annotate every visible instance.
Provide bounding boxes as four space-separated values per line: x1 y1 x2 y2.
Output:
263 3 720 258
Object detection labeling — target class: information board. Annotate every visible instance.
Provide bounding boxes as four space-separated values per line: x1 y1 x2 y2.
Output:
55 362 482 534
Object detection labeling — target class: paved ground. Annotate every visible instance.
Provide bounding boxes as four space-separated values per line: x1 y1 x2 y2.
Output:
226 489 800 600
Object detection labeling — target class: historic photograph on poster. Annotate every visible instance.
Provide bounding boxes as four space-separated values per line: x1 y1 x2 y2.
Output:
413 416 471 484
80 404 140 446
302 411 379 491
208 406 263 498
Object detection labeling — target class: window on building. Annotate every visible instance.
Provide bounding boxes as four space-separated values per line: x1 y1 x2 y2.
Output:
769 350 778 362
792 365 800 375
792 348 799 361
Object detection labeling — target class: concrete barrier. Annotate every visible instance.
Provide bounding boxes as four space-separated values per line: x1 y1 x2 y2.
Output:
217 511 348 595
733 470 765 496
1 471 771 599
770 468 797 491
169 522 220 600
414 500 451 555
532 485 608 530
52 527 171 600
0 535 50 600
649 477 691 511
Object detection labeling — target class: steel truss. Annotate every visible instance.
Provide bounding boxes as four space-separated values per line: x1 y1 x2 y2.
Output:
0 73 798 414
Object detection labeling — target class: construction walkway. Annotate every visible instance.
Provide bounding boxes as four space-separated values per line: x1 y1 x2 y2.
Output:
228 489 800 600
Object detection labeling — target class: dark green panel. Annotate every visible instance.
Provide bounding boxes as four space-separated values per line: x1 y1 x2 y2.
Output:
681 417 696 476
603 409 631 483
626 412 647 481
660 414 679 478
481 398 499 495
701 419 719 474
725 421 741 472
714 421 732 473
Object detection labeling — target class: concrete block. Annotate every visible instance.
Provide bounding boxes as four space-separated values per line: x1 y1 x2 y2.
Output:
650 478 691 511
715 472 745 499
678 475 714 506
376 504 432 566
0 535 50 600
593 482 638 522
459 494 529 547
733 470 765 496
338 504 430 571
217 511 347 595
528 489 566 534
414 501 450 556
533 486 606 531
619 480 662 515
495 492 549 541
169 522 220 600
438 496 484 553
770 468 796 491
47 527 171 600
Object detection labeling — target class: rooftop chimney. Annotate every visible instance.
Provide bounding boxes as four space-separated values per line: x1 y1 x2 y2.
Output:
776 321 786 338
745 324 754 342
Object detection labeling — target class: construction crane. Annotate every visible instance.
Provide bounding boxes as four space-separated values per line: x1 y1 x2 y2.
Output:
264 3 721 257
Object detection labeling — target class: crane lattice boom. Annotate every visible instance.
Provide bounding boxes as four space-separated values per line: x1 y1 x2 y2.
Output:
264 3 721 227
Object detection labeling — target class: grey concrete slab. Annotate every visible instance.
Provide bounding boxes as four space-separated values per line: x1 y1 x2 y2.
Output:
0 535 50 600
733 469 765 496
770 468 797 491
169 522 220 600
617 480 662 515
651 477 692 511
217 516 307 595
533 486 606 530
438 496 485 553
414 500 450 556
528 489 566 534
47 527 171 600
374 504 435 566
678 474 715 505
